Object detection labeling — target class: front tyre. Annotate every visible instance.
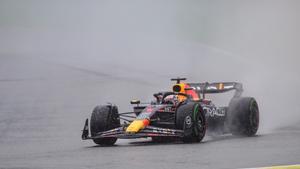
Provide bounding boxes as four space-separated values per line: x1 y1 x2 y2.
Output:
176 102 206 143
227 97 259 136
90 105 120 146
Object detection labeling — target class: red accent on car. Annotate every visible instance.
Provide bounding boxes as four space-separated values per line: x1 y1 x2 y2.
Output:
184 84 200 100
147 133 159 136
146 107 153 112
143 119 150 126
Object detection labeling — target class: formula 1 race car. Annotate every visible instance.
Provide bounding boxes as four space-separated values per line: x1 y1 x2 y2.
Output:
81 78 259 146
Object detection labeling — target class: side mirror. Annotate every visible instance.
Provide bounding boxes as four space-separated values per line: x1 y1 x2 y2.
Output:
130 99 140 105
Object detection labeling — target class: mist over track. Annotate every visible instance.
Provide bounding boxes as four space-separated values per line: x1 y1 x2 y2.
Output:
1 1 300 168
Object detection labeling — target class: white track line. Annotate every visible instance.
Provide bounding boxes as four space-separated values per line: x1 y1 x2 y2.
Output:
242 164 300 169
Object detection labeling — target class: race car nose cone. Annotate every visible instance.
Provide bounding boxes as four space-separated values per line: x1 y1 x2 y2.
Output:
126 120 145 133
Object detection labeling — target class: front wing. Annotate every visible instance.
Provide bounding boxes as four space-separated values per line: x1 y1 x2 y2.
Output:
81 119 184 140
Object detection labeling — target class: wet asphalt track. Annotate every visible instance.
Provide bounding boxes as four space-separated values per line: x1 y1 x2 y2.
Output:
0 56 300 169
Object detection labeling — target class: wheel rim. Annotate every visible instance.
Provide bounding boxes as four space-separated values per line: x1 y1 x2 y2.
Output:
196 113 205 136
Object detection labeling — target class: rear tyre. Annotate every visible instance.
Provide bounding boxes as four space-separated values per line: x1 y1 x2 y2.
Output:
90 105 120 146
227 97 259 136
176 102 206 143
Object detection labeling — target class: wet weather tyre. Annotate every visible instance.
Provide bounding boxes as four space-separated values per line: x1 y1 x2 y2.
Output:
227 97 259 136
176 102 206 143
90 105 120 146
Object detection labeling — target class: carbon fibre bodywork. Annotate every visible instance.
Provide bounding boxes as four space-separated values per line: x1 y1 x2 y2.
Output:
81 78 254 144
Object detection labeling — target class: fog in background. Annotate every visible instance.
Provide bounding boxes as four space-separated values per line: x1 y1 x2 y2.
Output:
1 0 300 140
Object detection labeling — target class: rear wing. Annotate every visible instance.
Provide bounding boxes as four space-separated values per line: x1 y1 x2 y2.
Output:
187 82 243 98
